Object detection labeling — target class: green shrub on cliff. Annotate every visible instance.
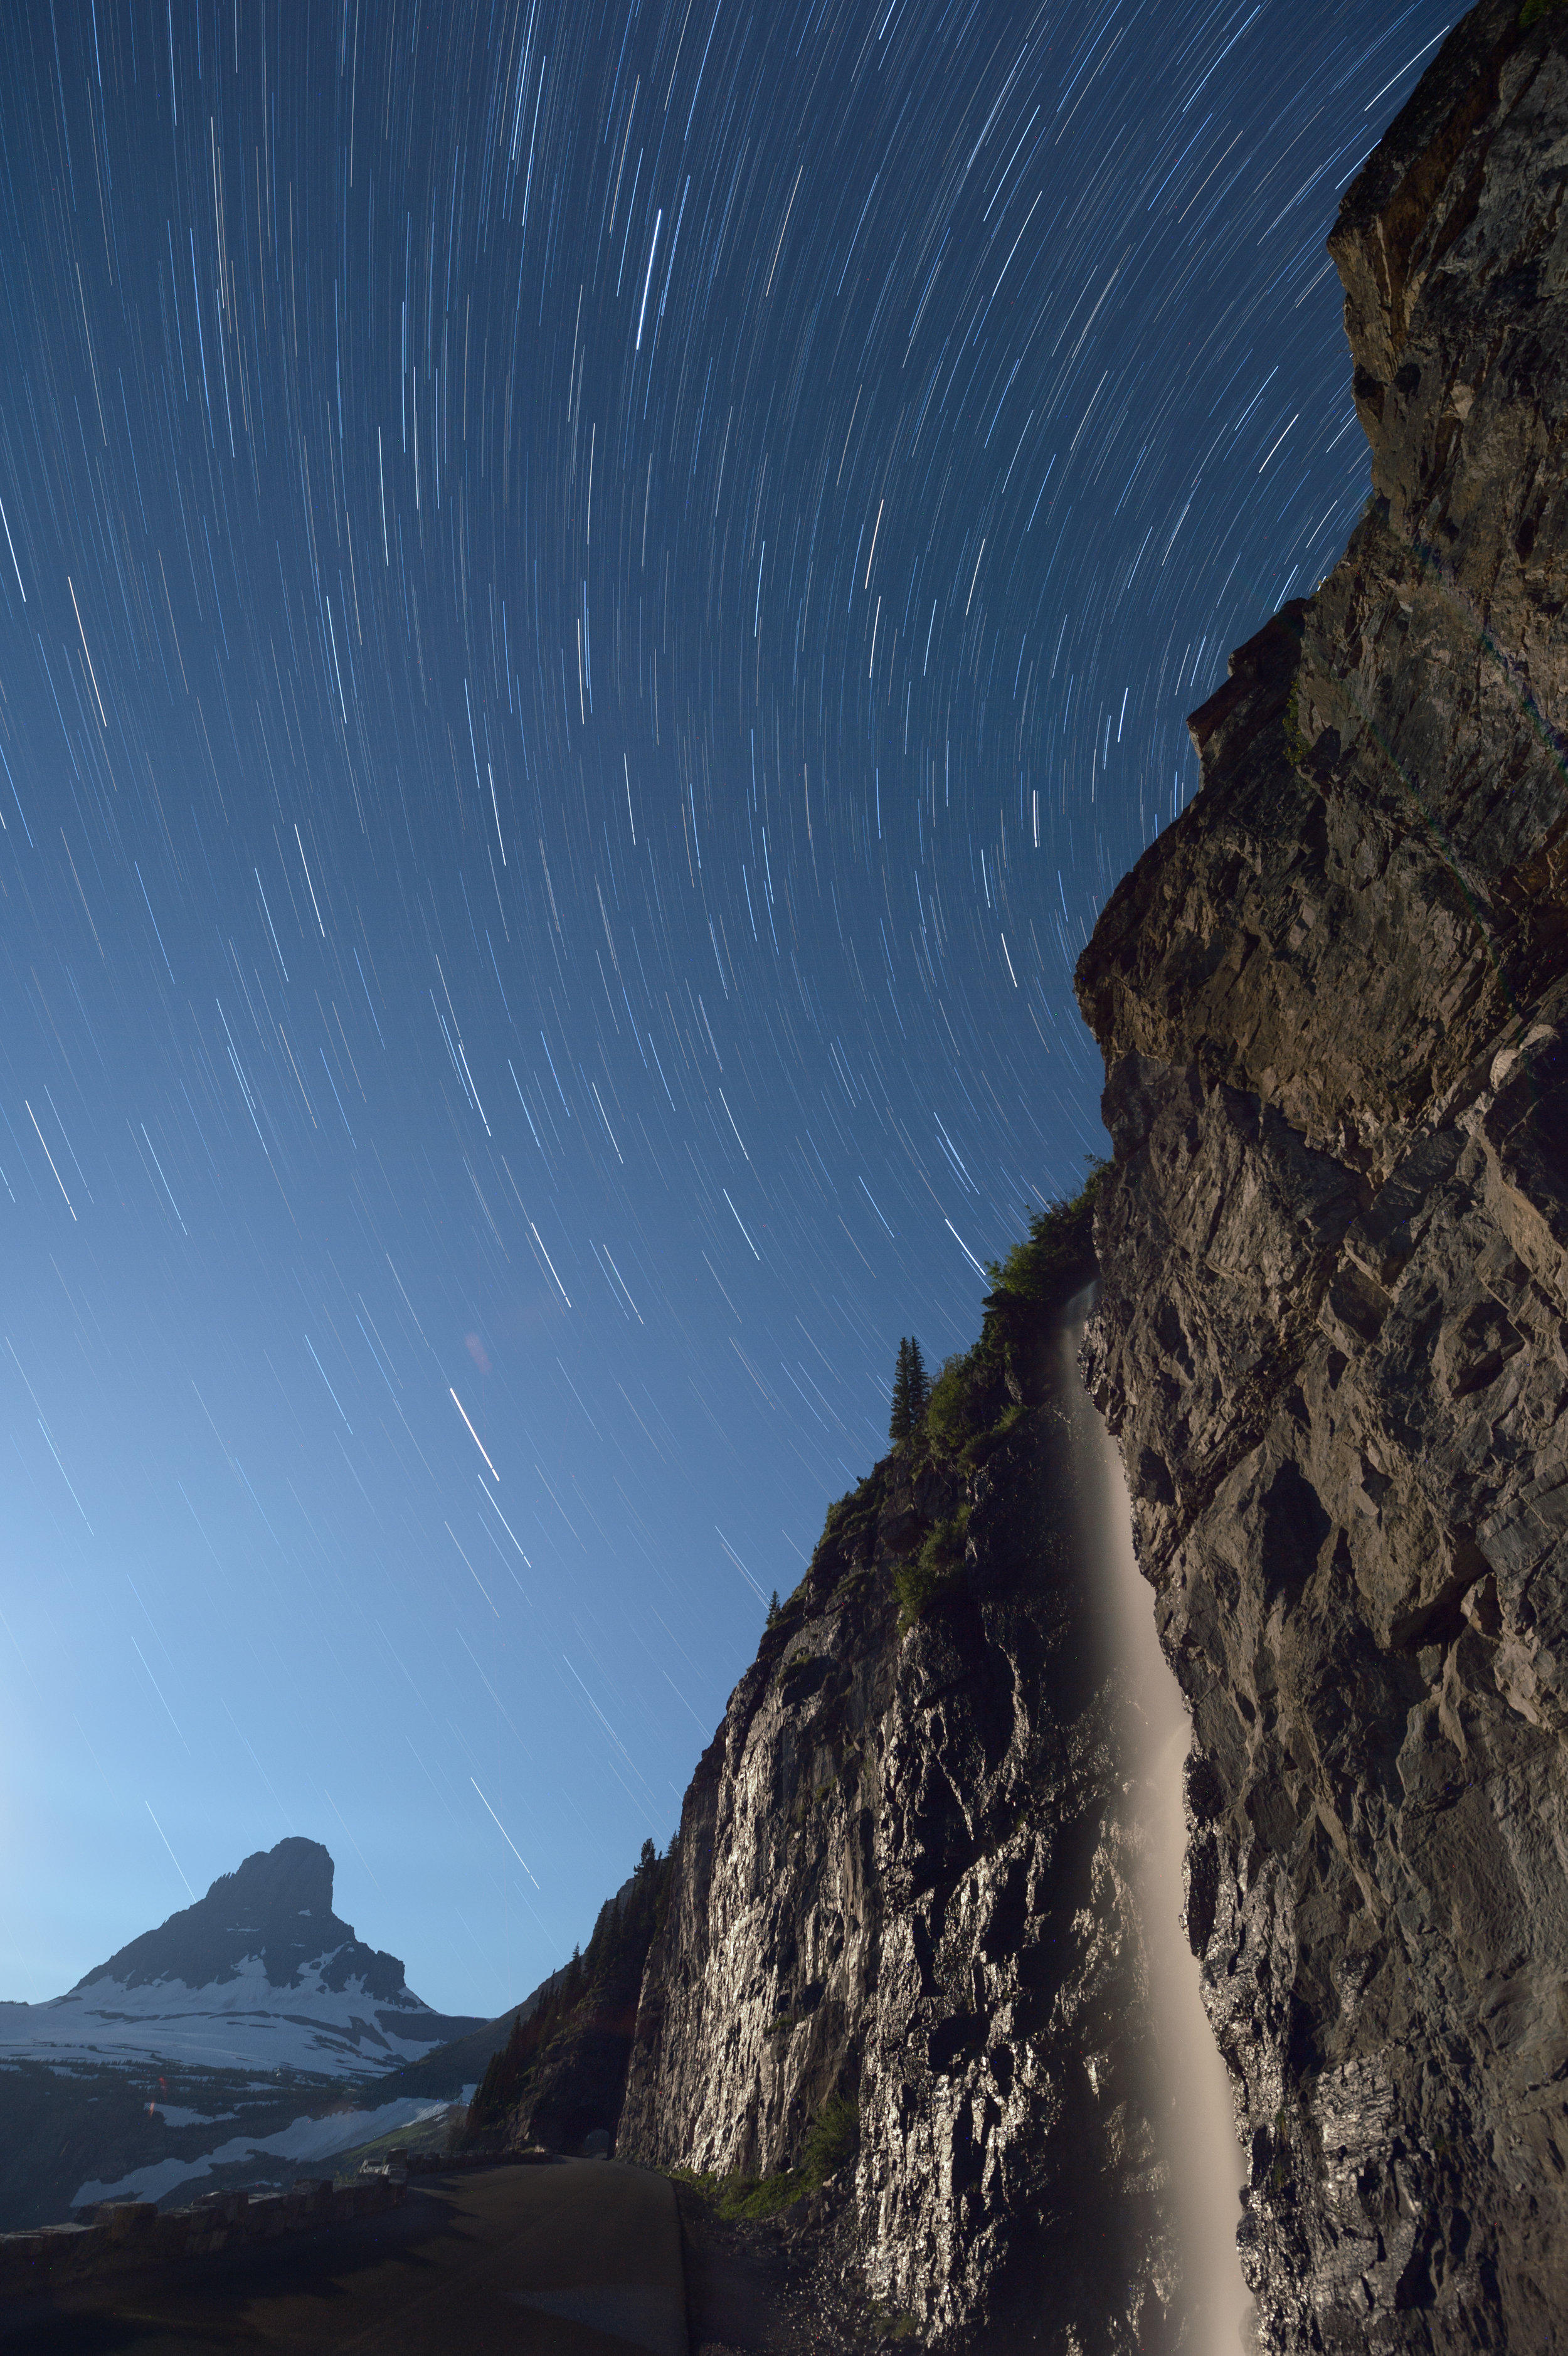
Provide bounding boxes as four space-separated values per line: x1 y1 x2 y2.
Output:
1284 680 1311 768
894 1510 969 1630
802 2091 859 2179
920 1337 1014 1470
820 1472 882 1556
924 1350 980 1451
681 2089 860 2221
983 1161 1106 1307
799 1164 1104 1621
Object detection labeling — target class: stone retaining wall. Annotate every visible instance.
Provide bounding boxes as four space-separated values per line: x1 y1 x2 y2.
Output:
0 2175 404 2300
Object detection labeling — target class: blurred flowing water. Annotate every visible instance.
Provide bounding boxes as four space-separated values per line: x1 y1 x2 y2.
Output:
1062 1297 1253 2356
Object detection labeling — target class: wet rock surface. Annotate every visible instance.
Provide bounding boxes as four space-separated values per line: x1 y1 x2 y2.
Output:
619 1232 1179 2352
1077 6 1568 2349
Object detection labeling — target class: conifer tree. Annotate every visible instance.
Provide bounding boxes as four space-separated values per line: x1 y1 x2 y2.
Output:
908 1336 931 1423
889 1335 931 1443
889 1337 913 1442
889 1337 908 1442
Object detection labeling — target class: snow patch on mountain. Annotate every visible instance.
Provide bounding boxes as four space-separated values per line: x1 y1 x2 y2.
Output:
73 2094 460 2209
0 1954 460 2074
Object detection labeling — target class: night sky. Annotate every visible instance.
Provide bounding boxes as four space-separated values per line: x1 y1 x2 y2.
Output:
1 0 1452 2017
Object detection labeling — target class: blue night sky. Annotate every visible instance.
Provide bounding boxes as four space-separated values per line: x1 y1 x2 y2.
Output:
1 0 1451 2015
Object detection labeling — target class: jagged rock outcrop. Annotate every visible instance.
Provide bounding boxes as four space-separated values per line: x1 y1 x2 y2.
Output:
619 1204 1181 2352
1076 6 1568 2348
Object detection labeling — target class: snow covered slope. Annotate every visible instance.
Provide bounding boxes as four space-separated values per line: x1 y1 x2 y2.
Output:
0 1838 483 2076
71 2093 464 2209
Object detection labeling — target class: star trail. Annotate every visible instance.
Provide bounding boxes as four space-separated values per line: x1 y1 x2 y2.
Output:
1 0 1451 2009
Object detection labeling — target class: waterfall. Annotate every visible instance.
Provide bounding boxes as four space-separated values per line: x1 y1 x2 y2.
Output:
1061 1297 1252 2356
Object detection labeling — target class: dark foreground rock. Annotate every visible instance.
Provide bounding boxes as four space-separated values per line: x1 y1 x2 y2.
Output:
674 2173 880 2355
0 2173 405 2302
0 2161 683 2356
1077 4 1568 2350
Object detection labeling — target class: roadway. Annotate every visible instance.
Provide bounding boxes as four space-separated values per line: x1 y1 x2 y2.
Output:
0 2160 687 2356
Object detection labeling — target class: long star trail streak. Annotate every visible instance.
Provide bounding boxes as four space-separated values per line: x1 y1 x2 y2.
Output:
0 0 1451 2015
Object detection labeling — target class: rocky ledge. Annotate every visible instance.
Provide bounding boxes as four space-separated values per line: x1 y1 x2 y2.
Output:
1076 4 1568 2349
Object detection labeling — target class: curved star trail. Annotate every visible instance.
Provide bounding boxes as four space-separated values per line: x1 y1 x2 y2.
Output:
0 0 1451 2007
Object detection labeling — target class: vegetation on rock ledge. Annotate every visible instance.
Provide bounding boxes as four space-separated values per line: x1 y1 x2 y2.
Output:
785 1162 1106 1635
678 2093 860 2222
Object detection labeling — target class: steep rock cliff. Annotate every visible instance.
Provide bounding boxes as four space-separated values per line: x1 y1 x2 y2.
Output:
1077 5 1568 2349
619 1200 1180 2351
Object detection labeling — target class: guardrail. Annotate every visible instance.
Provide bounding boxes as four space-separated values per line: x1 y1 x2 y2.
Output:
358 2145 554 2179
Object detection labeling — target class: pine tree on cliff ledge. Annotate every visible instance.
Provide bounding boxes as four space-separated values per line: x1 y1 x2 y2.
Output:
887 1335 931 1443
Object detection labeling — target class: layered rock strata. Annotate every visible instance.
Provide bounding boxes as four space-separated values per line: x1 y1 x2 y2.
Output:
1077 5 1568 2348
619 1224 1179 2351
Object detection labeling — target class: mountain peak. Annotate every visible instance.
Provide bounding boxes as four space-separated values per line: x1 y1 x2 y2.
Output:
0 1835 487 2078
200 1836 338 1929
72 1835 397 1998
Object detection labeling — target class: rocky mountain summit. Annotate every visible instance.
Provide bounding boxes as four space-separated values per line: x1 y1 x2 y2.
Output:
0 1837 482 2076
1077 3 1568 2348
77 1837 403 2002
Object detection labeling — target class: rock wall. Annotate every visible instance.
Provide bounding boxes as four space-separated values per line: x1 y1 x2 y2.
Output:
618 1221 1180 2351
0 2176 405 2301
1076 5 1568 2349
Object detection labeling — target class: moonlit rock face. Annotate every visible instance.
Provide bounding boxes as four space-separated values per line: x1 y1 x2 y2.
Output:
1077 5 1568 2343
0 1838 482 2077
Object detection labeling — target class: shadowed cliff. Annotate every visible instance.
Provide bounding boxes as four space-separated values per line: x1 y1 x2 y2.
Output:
464 1852 670 2156
1076 4 1568 2348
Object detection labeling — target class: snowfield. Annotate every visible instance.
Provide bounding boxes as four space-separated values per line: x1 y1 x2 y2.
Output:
72 2094 463 2208
0 1951 460 2077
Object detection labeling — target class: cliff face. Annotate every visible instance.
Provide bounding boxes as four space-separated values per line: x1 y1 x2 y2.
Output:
1076 5 1568 2349
619 1207 1180 2350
